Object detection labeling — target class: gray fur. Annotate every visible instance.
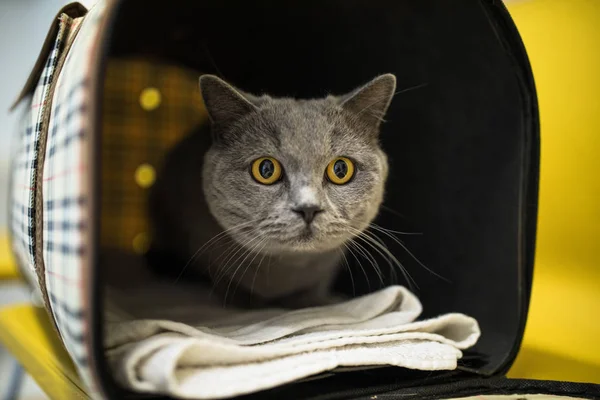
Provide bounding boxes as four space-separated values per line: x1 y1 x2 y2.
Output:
149 74 396 307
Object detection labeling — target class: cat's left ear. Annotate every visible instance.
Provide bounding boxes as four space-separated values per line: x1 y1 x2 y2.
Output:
338 73 397 130
199 75 260 125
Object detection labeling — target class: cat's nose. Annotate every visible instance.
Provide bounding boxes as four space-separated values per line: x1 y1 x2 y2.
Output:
292 205 323 224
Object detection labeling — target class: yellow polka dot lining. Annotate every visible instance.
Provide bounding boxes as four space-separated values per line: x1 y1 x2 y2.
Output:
134 163 156 188
139 87 162 111
132 232 151 254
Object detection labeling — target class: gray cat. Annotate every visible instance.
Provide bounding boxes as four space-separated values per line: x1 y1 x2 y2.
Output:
149 73 396 308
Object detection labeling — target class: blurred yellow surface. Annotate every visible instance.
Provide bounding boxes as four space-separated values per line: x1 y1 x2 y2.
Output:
0 304 89 399
0 233 18 280
505 0 600 381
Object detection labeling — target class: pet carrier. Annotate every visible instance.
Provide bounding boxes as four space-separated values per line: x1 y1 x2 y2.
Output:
8 0 599 398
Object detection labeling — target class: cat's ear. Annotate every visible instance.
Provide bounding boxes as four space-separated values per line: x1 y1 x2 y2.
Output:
338 73 397 130
199 75 258 124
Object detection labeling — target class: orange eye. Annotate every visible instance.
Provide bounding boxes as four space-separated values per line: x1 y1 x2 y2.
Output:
326 157 355 185
251 157 282 184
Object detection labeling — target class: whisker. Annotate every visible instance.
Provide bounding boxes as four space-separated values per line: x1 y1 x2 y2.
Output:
343 243 370 293
250 242 269 296
368 224 450 283
349 227 417 290
207 234 247 275
393 82 428 96
370 221 421 236
353 83 428 122
213 231 265 288
380 205 408 220
360 229 418 290
338 247 356 297
225 237 268 306
208 225 264 279
174 219 259 283
348 238 384 286
206 237 237 276
208 240 243 288
213 220 278 289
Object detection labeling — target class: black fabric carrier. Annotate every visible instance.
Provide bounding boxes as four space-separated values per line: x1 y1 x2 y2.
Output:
8 0 600 398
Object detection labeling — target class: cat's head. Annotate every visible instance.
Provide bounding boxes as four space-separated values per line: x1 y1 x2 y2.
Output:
199 74 396 254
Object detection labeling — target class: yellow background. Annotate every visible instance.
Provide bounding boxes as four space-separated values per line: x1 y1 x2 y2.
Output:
506 0 600 382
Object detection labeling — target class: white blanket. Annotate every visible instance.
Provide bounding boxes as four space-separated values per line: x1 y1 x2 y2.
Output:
104 285 480 399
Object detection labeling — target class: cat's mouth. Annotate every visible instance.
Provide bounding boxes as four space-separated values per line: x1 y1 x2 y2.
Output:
297 226 316 241
272 224 352 253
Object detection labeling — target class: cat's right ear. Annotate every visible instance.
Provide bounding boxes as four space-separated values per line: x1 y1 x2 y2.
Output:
199 75 258 125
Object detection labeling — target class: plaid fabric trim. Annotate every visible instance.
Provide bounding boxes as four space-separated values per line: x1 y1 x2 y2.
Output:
41 1 106 394
13 2 207 396
10 110 38 289
102 59 207 252
10 14 75 299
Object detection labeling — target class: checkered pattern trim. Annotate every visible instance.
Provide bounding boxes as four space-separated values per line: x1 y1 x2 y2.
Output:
12 2 207 396
102 59 207 252
41 0 106 393
10 14 75 300
10 109 39 289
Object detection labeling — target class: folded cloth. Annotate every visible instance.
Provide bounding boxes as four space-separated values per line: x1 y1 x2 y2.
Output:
105 285 480 399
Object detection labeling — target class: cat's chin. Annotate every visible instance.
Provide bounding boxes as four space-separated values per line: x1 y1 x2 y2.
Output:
278 241 338 254
259 233 350 254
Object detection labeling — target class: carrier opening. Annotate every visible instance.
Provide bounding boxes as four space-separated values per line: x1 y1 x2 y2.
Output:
96 0 536 397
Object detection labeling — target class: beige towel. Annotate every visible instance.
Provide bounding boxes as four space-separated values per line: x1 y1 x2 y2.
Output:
104 284 479 399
